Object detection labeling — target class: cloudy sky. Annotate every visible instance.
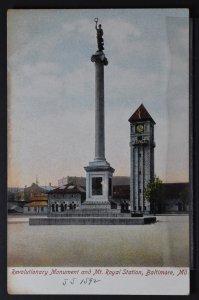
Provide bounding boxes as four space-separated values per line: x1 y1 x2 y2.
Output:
7 9 189 187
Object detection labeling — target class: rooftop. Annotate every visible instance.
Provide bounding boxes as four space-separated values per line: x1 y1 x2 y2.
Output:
24 201 48 207
48 183 86 194
128 104 155 124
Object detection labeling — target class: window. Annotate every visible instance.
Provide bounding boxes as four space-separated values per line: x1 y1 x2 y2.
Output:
92 177 103 195
138 136 142 141
134 206 136 210
41 207 44 212
139 206 142 211
139 189 142 193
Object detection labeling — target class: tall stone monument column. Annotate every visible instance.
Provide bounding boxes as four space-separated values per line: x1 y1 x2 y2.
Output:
92 49 107 161
94 58 104 159
84 18 114 208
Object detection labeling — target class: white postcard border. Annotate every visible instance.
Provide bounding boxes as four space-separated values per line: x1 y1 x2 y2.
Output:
8 267 189 295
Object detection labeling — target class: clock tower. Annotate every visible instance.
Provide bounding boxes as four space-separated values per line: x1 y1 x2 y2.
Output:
128 104 156 214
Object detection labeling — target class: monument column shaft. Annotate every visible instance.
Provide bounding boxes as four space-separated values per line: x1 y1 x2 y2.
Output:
95 60 105 160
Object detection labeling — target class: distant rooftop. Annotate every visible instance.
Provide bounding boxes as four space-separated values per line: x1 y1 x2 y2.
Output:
48 183 86 194
66 176 130 187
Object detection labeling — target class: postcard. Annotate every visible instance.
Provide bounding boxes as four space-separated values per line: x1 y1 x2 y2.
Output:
7 8 189 295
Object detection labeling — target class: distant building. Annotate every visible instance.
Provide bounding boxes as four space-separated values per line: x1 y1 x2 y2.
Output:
110 185 130 209
15 182 57 215
161 183 189 213
59 176 129 187
112 176 130 186
56 176 188 213
113 185 130 202
58 176 86 186
8 187 24 193
23 194 48 214
67 176 86 186
58 177 68 186
7 190 23 213
48 183 86 214
8 178 188 215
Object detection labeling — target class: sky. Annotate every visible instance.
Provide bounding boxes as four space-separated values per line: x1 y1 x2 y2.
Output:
7 9 189 187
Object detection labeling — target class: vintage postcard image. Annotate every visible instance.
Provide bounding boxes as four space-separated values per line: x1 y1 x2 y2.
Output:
7 9 189 295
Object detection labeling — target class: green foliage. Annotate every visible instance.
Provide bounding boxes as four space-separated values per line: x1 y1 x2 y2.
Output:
144 176 163 213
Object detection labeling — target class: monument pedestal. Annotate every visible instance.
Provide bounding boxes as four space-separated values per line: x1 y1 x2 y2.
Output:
83 159 114 208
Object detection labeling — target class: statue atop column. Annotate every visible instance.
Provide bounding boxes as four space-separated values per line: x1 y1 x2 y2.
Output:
94 18 104 51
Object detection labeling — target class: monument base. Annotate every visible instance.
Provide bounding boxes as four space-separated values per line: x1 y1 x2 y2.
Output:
80 200 110 210
84 159 115 204
29 216 156 225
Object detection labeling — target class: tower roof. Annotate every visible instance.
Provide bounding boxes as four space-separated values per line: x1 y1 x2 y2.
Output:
128 104 155 124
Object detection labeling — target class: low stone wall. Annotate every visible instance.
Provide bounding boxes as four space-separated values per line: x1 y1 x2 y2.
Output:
48 209 130 218
29 217 156 225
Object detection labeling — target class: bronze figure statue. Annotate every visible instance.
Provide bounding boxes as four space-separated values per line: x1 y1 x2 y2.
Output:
94 18 104 51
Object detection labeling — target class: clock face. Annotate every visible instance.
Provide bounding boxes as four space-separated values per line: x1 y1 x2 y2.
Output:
136 124 144 133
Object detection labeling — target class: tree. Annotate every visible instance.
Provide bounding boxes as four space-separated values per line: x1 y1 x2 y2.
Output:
144 176 163 214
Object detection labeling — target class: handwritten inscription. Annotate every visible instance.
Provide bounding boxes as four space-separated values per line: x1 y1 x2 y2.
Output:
62 278 101 286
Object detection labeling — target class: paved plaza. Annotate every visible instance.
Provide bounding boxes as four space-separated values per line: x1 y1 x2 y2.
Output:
7 215 189 267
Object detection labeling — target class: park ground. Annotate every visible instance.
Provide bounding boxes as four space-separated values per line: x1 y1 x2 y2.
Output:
7 215 189 267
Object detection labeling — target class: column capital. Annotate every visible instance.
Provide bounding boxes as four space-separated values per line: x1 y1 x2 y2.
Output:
91 51 108 66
